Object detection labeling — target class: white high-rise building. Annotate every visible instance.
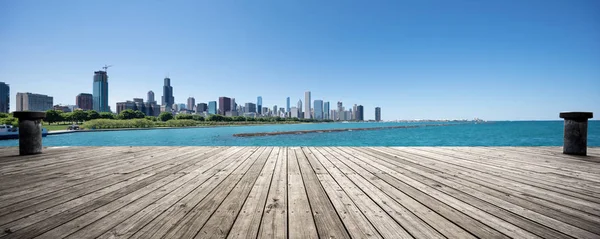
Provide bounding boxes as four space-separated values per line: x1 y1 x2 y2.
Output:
304 91 311 119
297 99 303 118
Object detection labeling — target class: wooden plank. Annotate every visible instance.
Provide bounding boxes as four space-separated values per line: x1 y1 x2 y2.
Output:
0 147 191 228
257 147 287 239
156 147 269 239
124 147 261 239
394 147 600 217
335 147 510 238
294 147 350 239
228 148 280 239
331 147 476 239
196 147 275 238
369 147 600 235
1 147 217 238
424 148 600 199
0 147 174 206
286 147 318 239
95 147 247 239
306 147 403 238
359 148 592 238
62 147 247 239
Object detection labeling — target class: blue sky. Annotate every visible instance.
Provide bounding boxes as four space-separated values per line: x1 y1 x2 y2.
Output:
1 0 598 120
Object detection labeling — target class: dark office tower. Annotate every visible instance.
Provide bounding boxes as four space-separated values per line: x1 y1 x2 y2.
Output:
0 82 8 113
356 105 364 121
324 102 330 120
244 103 256 113
218 97 231 115
162 77 174 109
375 107 381 122
75 93 93 110
196 103 208 113
187 97 195 111
93 71 109 112
147 91 155 103
257 96 262 114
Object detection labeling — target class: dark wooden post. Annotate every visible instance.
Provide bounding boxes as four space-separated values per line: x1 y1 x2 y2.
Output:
559 112 593 156
13 111 46 155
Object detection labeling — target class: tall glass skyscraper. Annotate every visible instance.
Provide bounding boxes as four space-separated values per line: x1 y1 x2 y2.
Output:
286 97 290 113
313 100 323 120
0 82 9 113
162 77 174 109
324 102 330 120
93 71 109 112
257 96 262 114
375 107 381 121
304 91 311 119
208 101 217 115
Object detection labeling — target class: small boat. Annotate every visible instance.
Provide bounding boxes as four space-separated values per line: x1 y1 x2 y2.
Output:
0 124 49 140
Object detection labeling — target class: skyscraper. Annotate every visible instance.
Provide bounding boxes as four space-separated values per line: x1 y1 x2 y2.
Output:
324 102 330 120
313 100 323 120
76 93 93 110
286 97 290 113
196 103 208 113
375 107 381 121
231 98 236 112
218 97 231 115
273 105 277 116
304 91 311 119
356 105 364 121
162 77 174 110
337 101 343 120
208 101 217 115
93 71 109 112
257 96 262 114
187 97 195 111
244 103 256 113
297 99 303 118
352 104 358 120
16 92 53 111
147 91 155 103
0 82 8 113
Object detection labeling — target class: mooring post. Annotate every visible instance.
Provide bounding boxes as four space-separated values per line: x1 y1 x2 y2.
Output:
559 112 593 156
13 111 46 155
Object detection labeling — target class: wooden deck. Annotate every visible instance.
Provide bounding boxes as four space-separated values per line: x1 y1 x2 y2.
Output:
1 147 600 239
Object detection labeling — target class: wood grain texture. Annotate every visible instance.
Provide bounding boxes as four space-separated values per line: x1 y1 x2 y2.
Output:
0 146 598 239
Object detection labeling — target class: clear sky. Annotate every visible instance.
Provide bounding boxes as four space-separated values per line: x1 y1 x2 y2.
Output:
1 0 599 120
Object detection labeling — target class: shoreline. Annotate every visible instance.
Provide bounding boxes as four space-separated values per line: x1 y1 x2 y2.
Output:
233 123 458 137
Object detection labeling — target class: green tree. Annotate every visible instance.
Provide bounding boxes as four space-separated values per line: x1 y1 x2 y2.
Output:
145 116 157 121
99 112 115 119
44 110 63 124
71 110 88 123
0 113 8 118
87 110 100 120
61 112 74 124
134 110 146 119
175 114 194 120
207 114 225 121
118 109 138 120
158 112 174 121
192 115 205 121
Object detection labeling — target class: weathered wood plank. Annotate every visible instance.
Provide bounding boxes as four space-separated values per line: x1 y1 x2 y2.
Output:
128 147 262 239
227 148 280 239
256 147 288 239
95 147 247 239
287 147 318 239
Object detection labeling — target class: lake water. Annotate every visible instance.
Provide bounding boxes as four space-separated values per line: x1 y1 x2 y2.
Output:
0 121 599 147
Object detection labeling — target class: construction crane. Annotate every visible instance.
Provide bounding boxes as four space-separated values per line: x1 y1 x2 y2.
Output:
102 64 113 72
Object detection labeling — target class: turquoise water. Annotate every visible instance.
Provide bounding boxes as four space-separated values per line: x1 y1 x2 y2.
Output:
0 121 598 146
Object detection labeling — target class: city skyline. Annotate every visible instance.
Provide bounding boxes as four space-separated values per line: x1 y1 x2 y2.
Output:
1 1 598 120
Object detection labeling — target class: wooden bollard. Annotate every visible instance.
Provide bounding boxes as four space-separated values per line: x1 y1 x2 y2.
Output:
559 112 593 156
13 111 46 155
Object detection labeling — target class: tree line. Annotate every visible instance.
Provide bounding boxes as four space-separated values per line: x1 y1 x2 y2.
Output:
42 109 334 124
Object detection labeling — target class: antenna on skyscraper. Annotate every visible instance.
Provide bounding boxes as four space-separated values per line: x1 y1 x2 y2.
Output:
102 64 113 72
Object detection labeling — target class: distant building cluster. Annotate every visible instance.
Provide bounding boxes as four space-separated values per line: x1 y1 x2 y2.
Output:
1 68 382 121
